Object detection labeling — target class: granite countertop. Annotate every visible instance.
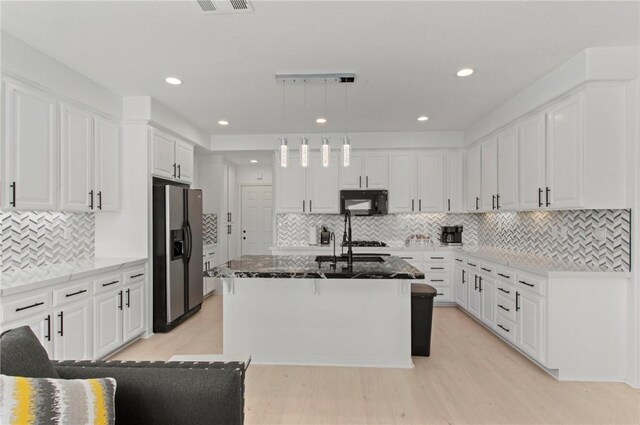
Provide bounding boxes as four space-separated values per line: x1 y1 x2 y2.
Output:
0 257 148 297
456 246 631 277
205 255 426 280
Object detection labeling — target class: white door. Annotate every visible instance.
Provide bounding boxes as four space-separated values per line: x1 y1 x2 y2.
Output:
518 113 546 209
307 152 339 213
444 151 464 212
466 145 481 212
497 127 518 210
93 290 122 359
151 131 175 179
94 116 120 212
388 153 417 213
4 82 58 210
340 151 364 189
546 94 584 208
241 185 274 255
60 104 93 211
417 152 444 212
363 153 388 189
276 152 305 213
481 137 498 211
454 267 467 308
123 283 145 343
480 276 496 329
517 291 544 362
2 314 54 358
175 140 194 183
467 272 481 318
53 301 92 361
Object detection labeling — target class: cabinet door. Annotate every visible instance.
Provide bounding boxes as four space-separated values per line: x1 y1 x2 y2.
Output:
518 114 546 209
94 116 120 212
60 104 93 211
123 283 145 343
481 137 498 211
497 127 518 210
53 301 92 361
417 152 444 212
175 140 194 183
4 82 58 210
227 164 238 223
151 131 176 179
546 94 584 208
340 152 364 189
480 276 496 329
276 152 305 213
517 291 544 362
444 151 464 212
363 153 388 189
467 272 482 318
466 145 481 212
93 290 122 359
2 314 54 358
388 153 417 213
454 267 468 309
307 152 340 213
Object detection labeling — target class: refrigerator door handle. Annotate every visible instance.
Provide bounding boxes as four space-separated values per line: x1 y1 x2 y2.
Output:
186 222 193 262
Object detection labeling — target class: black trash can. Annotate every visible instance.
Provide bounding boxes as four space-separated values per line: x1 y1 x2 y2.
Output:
411 283 437 356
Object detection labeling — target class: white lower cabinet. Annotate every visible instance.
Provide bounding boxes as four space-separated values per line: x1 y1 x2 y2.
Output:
123 283 145 342
3 313 54 358
479 276 496 329
93 289 123 359
453 265 467 308
53 300 92 360
466 272 482 318
516 290 544 361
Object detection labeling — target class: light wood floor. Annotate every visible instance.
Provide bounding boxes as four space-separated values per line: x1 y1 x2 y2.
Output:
112 295 640 424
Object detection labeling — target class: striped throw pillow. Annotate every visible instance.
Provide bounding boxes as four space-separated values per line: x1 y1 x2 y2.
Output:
0 374 116 425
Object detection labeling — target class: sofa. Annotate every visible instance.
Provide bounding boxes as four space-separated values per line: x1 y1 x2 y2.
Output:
0 326 247 425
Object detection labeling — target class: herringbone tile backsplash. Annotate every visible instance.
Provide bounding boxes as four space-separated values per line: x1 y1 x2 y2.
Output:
0 211 95 273
203 213 218 245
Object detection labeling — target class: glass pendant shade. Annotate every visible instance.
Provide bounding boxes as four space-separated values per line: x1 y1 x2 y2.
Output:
300 137 309 167
280 137 288 168
321 137 330 168
341 136 351 167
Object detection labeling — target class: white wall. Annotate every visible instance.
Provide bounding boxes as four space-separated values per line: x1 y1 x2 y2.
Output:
194 153 224 215
236 164 273 186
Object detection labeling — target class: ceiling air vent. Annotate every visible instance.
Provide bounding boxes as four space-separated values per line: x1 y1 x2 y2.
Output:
196 0 253 14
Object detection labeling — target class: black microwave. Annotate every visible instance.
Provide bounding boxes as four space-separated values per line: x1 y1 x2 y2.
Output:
340 190 388 216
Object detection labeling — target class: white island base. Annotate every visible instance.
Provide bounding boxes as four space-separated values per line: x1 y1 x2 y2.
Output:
222 277 413 368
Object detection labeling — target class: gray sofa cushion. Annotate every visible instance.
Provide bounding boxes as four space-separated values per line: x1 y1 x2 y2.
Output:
0 326 59 378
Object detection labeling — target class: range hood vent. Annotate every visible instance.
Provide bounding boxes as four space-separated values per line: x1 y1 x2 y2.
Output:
196 0 252 14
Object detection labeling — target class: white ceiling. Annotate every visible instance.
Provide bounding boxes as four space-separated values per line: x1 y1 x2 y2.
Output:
1 1 638 136
220 150 274 165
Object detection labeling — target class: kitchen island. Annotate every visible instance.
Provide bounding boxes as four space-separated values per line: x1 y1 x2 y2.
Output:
205 255 425 368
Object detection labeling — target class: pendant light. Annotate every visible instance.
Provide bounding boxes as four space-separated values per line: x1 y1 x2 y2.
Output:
300 80 309 167
279 81 288 167
321 79 330 167
342 83 351 167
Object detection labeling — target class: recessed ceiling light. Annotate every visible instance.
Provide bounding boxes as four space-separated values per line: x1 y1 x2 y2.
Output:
165 77 183 85
250 160 258 163
316 117 327 124
417 116 429 122
218 120 229 126
456 68 474 77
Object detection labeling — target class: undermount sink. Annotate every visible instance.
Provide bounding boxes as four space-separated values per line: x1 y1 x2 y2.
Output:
315 255 385 263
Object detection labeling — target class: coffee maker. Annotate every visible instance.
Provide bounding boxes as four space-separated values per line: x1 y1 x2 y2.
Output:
440 226 463 246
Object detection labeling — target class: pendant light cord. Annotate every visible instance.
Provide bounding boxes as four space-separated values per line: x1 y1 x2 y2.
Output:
344 83 349 136
282 80 286 137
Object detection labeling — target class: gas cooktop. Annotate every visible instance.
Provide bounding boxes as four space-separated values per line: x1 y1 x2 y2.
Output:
341 240 388 247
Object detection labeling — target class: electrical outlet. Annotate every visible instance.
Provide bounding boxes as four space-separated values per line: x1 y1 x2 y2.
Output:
594 228 607 242
559 226 568 239
64 227 71 240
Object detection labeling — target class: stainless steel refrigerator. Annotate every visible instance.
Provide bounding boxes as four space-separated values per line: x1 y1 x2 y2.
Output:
153 182 203 332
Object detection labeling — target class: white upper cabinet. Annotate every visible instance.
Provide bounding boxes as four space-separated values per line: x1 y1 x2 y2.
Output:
60 103 93 211
340 151 387 189
518 113 546 209
480 137 498 211
174 140 194 183
388 152 417 213
466 145 481 212
307 152 340 214
151 130 177 180
444 151 464 213
417 152 444 212
3 81 58 210
276 152 306 213
496 127 518 210
94 117 120 212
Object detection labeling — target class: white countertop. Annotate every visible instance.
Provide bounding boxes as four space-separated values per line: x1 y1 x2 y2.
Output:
456 246 631 278
271 244 459 252
0 257 148 297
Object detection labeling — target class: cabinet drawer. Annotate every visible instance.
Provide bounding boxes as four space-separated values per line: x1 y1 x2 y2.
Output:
124 267 146 285
496 267 516 285
478 261 496 275
93 273 122 294
53 281 91 307
454 255 465 266
423 252 451 263
423 263 450 273
496 291 517 323
2 291 50 323
433 286 452 302
516 272 546 295
495 315 517 344
424 272 450 287
465 258 479 270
